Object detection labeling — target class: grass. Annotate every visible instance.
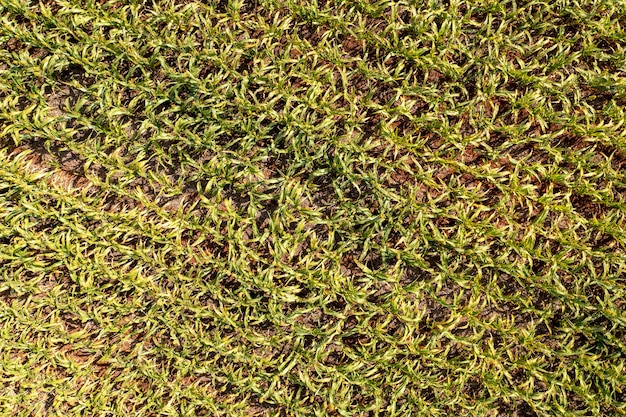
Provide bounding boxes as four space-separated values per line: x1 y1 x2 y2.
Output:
1 0 626 415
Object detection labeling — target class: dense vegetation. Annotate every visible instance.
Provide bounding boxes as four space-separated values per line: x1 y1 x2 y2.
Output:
1 0 626 415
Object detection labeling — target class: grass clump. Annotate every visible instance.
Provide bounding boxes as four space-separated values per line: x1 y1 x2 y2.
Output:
1 0 626 415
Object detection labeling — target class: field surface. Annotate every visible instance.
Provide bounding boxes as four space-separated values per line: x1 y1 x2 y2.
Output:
1 0 626 416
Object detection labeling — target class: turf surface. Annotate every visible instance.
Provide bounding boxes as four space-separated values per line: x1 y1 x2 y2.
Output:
1 0 626 415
